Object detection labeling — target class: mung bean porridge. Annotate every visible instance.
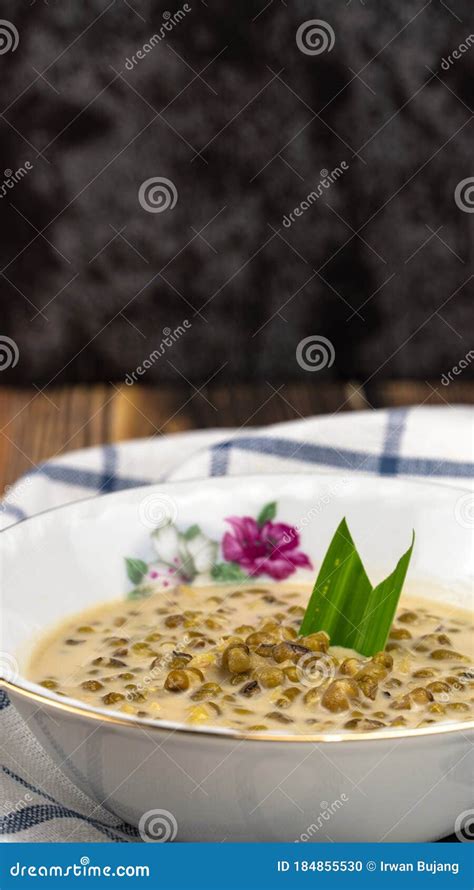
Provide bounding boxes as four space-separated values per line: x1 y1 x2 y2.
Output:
29 583 473 733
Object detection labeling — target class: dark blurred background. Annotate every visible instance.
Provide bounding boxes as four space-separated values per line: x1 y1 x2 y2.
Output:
0 0 473 386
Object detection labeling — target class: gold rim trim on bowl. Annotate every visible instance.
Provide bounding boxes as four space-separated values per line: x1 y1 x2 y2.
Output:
2 678 473 744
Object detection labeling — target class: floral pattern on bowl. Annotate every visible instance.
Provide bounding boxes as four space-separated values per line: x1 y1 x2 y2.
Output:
124 501 312 598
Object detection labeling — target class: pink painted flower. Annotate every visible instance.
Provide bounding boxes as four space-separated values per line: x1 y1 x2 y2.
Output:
222 516 312 580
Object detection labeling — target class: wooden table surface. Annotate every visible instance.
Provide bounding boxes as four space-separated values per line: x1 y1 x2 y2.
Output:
1 380 472 495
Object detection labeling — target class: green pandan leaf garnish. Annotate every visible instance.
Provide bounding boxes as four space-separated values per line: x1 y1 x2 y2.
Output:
299 518 415 656
125 557 148 585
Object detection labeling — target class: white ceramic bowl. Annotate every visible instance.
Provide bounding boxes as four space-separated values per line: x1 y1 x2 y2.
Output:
1 473 472 842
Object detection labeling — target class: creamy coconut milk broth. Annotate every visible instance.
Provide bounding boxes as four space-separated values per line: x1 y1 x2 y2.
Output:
28 584 474 733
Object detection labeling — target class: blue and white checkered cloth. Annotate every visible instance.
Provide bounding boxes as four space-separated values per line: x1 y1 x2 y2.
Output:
1 406 473 841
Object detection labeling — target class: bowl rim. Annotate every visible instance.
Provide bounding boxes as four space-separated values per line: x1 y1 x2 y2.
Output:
2 471 473 745
2 677 472 743
2 469 473 530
